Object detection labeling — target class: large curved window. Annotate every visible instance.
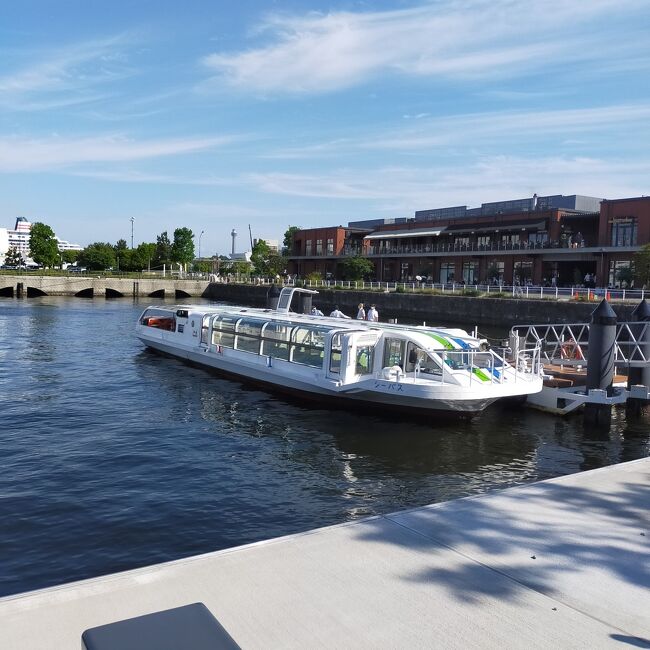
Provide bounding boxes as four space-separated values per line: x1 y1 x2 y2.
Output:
261 322 292 360
235 317 265 354
290 325 329 368
211 315 237 348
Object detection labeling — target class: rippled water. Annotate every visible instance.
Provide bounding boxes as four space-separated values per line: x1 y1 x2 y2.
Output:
1 296 648 597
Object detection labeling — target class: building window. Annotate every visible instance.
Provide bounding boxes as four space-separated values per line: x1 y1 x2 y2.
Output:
454 236 470 248
477 235 491 247
316 239 323 255
462 261 479 284
487 261 504 284
501 234 519 245
327 238 334 255
608 260 634 287
439 262 455 283
611 218 637 247
528 232 548 246
306 240 313 256
514 261 533 284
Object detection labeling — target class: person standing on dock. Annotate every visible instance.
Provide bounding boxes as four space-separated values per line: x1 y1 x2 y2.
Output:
330 306 350 318
356 303 366 320
366 305 379 322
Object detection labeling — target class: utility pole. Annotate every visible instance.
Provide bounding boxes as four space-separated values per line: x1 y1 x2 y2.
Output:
130 217 135 249
199 230 204 260
248 224 253 250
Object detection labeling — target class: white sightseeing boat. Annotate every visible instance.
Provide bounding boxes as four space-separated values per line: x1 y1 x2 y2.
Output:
136 288 543 416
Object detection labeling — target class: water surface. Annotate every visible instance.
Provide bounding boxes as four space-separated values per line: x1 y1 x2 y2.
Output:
0 297 648 597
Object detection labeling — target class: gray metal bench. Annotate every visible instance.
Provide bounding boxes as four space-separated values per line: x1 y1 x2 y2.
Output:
82 602 240 650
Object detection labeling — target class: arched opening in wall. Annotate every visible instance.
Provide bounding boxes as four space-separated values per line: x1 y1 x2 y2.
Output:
105 288 124 298
75 288 94 298
175 289 191 299
0 286 14 297
149 289 165 298
27 287 48 297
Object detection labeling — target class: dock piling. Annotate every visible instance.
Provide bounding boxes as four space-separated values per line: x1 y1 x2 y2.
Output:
584 299 617 426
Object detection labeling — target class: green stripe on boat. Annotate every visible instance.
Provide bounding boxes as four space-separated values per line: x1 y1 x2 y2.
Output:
424 332 454 349
472 367 490 382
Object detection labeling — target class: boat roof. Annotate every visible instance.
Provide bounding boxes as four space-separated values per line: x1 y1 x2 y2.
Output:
142 302 479 351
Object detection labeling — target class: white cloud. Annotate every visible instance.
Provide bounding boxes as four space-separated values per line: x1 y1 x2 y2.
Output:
0 134 239 171
0 35 135 111
201 0 648 94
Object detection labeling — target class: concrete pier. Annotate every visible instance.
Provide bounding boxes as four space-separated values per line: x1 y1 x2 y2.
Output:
0 458 648 649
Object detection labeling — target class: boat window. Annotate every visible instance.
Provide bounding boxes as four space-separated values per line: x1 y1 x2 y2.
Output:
355 344 375 375
262 322 292 342
200 314 211 344
234 317 265 354
406 343 442 375
141 309 176 332
211 315 237 348
329 333 342 374
383 338 405 369
290 325 328 368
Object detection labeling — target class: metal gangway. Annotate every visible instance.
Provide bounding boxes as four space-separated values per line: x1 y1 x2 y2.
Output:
511 322 650 368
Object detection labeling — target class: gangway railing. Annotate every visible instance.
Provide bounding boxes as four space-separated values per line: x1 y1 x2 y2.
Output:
511 322 650 367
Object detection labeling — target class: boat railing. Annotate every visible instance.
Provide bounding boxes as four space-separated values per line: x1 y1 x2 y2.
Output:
511 322 650 367
398 345 542 385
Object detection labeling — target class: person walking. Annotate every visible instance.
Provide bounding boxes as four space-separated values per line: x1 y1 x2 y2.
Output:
366 304 379 322
329 305 350 319
356 303 366 320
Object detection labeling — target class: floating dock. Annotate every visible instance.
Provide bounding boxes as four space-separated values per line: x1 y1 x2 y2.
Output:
1 458 648 649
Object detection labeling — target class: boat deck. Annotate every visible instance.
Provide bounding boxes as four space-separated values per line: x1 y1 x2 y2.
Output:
1 458 648 649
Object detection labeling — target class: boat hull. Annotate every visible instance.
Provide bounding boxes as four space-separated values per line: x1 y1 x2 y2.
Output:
139 336 498 415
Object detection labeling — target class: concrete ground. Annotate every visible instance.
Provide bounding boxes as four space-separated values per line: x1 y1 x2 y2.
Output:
0 457 648 649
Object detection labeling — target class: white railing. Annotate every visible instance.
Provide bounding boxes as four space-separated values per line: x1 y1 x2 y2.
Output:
213 276 646 302
511 322 650 366
386 345 542 385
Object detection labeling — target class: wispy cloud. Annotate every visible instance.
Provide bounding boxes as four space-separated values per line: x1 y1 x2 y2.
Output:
0 134 240 172
247 156 648 208
201 0 648 94
0 34 135 111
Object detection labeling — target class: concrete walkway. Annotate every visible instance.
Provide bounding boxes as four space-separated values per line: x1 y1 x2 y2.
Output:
1 458 648 649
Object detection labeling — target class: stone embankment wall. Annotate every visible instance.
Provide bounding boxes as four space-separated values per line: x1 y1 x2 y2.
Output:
203 283 639 328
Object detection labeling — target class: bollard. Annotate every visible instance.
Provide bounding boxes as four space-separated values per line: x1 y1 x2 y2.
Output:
298 293 312 314
584 299 617 427
266 284 281 310
626 299 650 414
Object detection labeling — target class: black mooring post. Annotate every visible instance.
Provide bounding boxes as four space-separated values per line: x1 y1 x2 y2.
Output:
266 284 281 309
299 293 313 314
584 299 617 427
626 299 650 415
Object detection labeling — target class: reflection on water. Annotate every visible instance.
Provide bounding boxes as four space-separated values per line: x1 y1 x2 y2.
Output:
0 296 648 597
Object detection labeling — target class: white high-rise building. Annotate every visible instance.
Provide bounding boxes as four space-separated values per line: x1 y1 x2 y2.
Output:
0 218 83 264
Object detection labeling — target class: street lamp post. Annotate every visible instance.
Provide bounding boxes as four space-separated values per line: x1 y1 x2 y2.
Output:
198 230 204 260
130 217 135 249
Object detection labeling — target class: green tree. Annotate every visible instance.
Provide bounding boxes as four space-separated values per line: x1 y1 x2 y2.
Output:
61 250 80 265
154 231 173 268
283 226 300 254
78 242 116 271
29 222 59 268
251 239 272 275
134 242 157 271
4 247 23 267
634 244 650 288
171 227 195 268
340 255 374 281
115 238 128 252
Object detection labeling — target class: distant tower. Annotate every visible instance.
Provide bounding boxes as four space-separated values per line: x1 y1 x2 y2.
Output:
231 229 237 255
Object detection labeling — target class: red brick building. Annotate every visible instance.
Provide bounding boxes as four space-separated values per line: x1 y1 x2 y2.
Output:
287 196 650 287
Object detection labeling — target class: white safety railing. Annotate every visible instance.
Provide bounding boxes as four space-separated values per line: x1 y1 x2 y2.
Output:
511 322 650 366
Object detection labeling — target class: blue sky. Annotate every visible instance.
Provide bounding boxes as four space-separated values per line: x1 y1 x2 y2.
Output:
1 0 648 255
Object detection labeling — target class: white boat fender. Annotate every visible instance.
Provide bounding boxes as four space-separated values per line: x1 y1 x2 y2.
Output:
382 365 404 381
